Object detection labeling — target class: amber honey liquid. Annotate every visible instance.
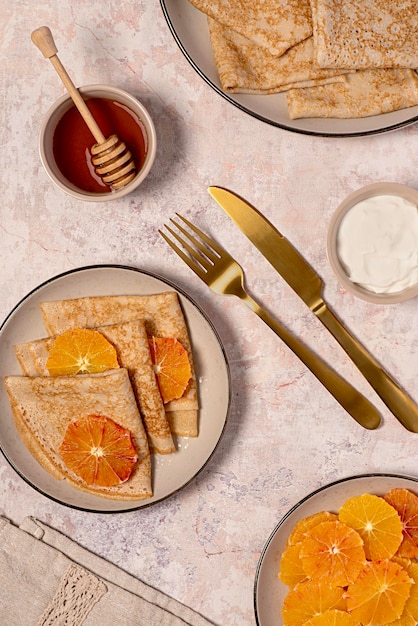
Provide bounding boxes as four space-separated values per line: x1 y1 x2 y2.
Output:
53 97 148 193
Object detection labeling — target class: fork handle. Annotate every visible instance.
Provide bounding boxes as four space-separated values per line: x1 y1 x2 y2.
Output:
242 294 381 430
316 306 418 432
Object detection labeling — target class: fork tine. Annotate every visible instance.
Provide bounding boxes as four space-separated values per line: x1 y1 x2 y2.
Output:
170 213 219 271
174 214 226 260
159 228 206 280
165 220 214 272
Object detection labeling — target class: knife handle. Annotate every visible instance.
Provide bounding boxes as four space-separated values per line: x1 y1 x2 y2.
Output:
241 293 381 430
317 305 418 432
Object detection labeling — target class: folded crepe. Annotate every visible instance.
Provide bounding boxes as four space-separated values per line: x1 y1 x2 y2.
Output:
287 69 418 119
14 320 175 455
310 0 418 69
208 20 349 94
4 368 152 501
188 0 313 57
40 292 199 437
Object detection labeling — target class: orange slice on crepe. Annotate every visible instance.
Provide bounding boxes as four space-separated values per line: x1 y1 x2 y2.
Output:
148 336 191 403
46 328 119 376
59 414 137 487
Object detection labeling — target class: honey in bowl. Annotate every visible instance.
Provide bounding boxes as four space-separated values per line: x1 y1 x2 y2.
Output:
53 97 148 193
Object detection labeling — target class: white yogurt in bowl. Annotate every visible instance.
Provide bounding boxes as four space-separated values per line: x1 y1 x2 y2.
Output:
327 183 418 304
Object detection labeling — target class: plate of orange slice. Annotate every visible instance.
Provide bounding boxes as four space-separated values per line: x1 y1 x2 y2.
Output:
254 473 418 626
0 264 231 513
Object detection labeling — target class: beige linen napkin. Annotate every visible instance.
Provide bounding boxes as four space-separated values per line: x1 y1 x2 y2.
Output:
0 516 215 626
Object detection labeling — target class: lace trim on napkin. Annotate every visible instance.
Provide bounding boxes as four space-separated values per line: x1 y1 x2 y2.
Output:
36 563 107 626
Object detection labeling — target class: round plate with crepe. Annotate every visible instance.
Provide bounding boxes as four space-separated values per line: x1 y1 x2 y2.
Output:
0 265 231 513
161 0 418 137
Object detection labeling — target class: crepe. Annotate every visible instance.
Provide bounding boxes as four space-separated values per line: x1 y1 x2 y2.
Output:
208 20 349 94
310 0 418 69
287 69 418 119
40 292 199 437
14 320 175 455
4 368 152 501
188 0 313 57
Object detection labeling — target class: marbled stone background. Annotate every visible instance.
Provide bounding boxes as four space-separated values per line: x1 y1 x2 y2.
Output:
1 2 417 624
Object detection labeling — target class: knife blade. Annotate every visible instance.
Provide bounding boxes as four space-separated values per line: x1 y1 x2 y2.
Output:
208 185 418 432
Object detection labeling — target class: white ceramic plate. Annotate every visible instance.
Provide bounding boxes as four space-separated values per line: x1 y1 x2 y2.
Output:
0 265 231 513
254 473 418 625
160 0 418 137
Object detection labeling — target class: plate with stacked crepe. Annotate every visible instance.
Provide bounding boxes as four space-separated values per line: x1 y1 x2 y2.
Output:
0 265 231 513
161 0 418 137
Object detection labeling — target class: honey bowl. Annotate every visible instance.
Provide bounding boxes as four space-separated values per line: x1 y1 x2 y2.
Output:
39 84 157 202
327 182 418 304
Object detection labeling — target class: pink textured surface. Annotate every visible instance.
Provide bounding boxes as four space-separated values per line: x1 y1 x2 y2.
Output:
0 2 417 624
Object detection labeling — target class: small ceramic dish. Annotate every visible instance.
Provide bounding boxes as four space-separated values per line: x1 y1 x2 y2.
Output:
327 182 418 304
39 84 157 202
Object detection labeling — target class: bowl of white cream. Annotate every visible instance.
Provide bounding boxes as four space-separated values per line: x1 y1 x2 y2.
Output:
327 182 418 304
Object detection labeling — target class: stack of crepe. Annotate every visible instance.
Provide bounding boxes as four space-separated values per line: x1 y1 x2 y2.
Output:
5 369 153 501
4 291 198 501
188 0 418 119
39 291 199 438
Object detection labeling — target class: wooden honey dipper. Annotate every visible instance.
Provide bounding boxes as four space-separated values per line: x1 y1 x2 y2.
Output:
31 26 136 190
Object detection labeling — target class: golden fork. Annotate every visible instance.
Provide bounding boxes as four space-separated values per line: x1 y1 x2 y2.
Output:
159 214 381 430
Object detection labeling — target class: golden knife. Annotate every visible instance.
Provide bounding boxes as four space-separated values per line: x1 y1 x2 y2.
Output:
208 186 418 433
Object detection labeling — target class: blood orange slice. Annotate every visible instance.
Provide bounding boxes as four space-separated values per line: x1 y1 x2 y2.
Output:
282 579 346 626
287 511 338 546
299 520 366 586
339 493 403 560
59 414 138 487
392 557 418 626
303 610 359 625
279 542 307 588
46 328 119 376
148 336 192 403
384 489 418 558
346 559 412 624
